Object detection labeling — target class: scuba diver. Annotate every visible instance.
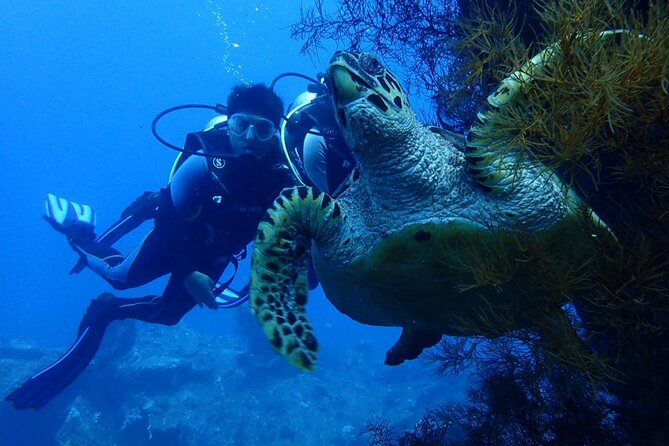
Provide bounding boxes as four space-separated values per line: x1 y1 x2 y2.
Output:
278 74 355 196
5 84 295 410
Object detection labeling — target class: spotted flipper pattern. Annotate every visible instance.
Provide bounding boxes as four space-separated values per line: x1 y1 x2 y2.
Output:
251 186 346 370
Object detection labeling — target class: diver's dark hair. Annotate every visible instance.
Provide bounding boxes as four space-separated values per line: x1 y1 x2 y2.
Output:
227 84 284 128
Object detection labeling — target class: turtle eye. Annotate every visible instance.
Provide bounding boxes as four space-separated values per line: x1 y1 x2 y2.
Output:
361 54 384 75
369 58 383 73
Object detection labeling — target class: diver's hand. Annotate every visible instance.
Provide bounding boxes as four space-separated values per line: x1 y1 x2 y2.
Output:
184 271 217 310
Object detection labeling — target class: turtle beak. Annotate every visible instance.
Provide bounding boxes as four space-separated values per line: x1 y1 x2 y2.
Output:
329 66 363 106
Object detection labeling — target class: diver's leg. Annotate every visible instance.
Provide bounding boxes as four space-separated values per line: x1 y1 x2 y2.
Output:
113 259 228 324
112 278 198 326
4 280 197 411
5 292 120 410
73 226 173 290
5 260 225 410
70 235 125 266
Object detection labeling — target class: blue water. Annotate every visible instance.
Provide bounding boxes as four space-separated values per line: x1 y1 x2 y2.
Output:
0 1 464 444
0 0 390 347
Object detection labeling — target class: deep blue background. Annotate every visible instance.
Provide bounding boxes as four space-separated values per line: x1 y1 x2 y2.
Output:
0 4 469 445
0 0 405 360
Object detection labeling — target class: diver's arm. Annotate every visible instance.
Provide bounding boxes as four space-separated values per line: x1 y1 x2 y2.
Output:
165 154 207 278
167 155 219 308
169 154 210 220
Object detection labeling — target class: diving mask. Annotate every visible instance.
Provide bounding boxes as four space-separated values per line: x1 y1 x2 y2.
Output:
227 113 277 142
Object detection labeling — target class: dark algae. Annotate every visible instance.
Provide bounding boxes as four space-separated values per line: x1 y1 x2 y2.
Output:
294 0 669 444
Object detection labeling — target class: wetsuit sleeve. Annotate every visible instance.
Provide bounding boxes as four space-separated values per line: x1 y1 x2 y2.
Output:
165 154 213 280
169 154 211 220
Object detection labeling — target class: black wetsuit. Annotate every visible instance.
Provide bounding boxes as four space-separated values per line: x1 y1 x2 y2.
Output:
77 129 293 325
6 127 294 410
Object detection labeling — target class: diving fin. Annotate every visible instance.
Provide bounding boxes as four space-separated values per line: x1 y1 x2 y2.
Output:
44 193 96 240
5 293 117 410
215 284 250 309
5 326 105 410
68 191 162 275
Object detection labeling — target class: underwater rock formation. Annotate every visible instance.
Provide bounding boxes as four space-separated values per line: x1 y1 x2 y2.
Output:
2 323 465 445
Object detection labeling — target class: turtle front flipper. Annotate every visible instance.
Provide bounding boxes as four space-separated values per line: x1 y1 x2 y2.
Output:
466 30 642 196
251 186 346 371
384 327 442 366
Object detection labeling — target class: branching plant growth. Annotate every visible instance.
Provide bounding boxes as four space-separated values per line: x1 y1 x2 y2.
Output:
293 0 668 444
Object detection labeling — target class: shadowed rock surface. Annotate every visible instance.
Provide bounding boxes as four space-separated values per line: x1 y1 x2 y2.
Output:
2 321 466 445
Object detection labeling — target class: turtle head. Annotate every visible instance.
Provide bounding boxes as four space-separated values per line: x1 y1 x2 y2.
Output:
327 51 415 152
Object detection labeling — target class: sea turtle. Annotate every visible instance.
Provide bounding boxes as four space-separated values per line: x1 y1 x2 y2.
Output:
250 45 614 371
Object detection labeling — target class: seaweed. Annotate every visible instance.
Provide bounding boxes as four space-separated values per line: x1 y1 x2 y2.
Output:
293 0 669 444
366 341 622 445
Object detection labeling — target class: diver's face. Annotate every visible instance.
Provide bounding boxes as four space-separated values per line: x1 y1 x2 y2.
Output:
227 113 277 158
